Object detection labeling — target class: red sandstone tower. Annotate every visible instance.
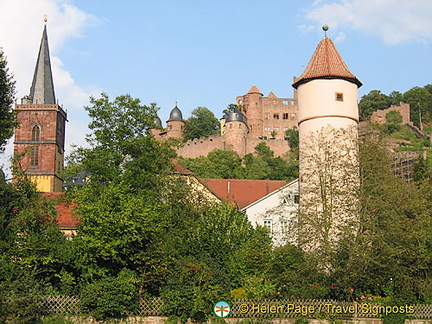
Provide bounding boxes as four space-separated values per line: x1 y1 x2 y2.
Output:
13 24 67 192
224 107 248 156
239 85 264 138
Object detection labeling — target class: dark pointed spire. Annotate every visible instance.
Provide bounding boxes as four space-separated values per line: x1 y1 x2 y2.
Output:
29 24 56 104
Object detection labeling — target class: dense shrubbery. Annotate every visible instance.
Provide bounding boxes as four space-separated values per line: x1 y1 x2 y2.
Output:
1 93 432 322
178 142 299 181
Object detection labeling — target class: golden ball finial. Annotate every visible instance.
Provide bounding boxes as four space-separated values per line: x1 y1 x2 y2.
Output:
322 25 329 37
44 15 48 23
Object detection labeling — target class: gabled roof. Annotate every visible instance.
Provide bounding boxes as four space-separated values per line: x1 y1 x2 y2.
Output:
29 24 57 104
201 178 287 209
292 37 362 89
240 178 298 211
268 91 278 98
172 159 195 175
247 85 263 95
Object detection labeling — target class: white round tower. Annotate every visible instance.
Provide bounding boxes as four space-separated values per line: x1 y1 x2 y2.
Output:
292 28 362 251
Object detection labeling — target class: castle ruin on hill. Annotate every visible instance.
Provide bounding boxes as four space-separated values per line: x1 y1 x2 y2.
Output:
151 85 299 158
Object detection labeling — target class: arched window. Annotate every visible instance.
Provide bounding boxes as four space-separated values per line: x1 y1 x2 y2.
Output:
30 146 39 167
31 125 40 141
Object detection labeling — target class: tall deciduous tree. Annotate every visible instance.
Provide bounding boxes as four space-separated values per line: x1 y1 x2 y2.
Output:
403 86 432 126
358 90 390 120
66 93 177 295
0 48 16 153
295 125 360 272
331 132 432 301
183 106 220 141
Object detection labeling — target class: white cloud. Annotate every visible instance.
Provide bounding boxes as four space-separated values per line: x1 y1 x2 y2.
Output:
304 0 432 45
0 0 98 176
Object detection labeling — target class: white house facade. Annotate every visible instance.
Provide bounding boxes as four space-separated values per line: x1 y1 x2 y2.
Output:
241 179 299 246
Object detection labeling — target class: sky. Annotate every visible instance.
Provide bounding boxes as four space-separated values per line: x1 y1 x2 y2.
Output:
1 0 432 177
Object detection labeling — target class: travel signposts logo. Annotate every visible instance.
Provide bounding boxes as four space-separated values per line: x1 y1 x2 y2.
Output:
214 301 231 318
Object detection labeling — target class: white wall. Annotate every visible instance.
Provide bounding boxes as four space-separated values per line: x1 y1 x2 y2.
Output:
242 180 299 246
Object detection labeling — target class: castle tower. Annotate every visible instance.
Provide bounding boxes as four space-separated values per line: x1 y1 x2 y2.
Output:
224 107 248 156
241 85 263 138
166 105 185 139
292 28 362 250
14 24 67 192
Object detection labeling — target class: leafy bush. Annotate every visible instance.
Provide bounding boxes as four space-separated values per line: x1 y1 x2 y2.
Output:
385 110 403 125
385 123 401 134
79 268 138 320
161 287 195 323
0 277 47 324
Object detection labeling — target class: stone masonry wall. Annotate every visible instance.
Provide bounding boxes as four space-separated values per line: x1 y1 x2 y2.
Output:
177 135 225 158
370 102 410 125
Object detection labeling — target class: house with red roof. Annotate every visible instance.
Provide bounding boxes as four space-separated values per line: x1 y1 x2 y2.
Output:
201 178 299 245
41 192 79 238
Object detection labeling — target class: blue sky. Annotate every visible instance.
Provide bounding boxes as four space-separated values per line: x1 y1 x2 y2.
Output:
1 0 432 176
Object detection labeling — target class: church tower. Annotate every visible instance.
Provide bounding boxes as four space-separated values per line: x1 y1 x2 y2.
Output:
292 27 362 249
14 23 67 192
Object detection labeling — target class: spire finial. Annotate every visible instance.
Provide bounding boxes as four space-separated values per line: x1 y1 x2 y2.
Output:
322 25 329 37
44 15 48 23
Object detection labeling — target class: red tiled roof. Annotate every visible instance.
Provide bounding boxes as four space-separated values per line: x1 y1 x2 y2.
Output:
41 192 79 229
247 85 263 95
293 37 362 89
201 178 287 209
172 159 194 175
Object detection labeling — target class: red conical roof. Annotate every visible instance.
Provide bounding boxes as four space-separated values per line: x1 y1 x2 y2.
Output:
247 85 263 95
292 37 362 89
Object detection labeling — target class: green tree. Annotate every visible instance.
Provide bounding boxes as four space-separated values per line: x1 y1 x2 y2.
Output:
244 156 271 180
183 106 220 141
413 155 431 182
79 268 139 320
285 127 299 150
254 142 274 160
0 162 73 321
315 131 432 302
385 110 403 133
178 156 219 178
65 93 178 300
207 149 243 178
403 86 432 126
0 48 17 152
386 110 403 125
388 90 404 106
269 244 328 299
223 103 241 116
295 125 360 274
250 142 298 180
66 93 175 189
179 150 243 179
358 90 390 120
